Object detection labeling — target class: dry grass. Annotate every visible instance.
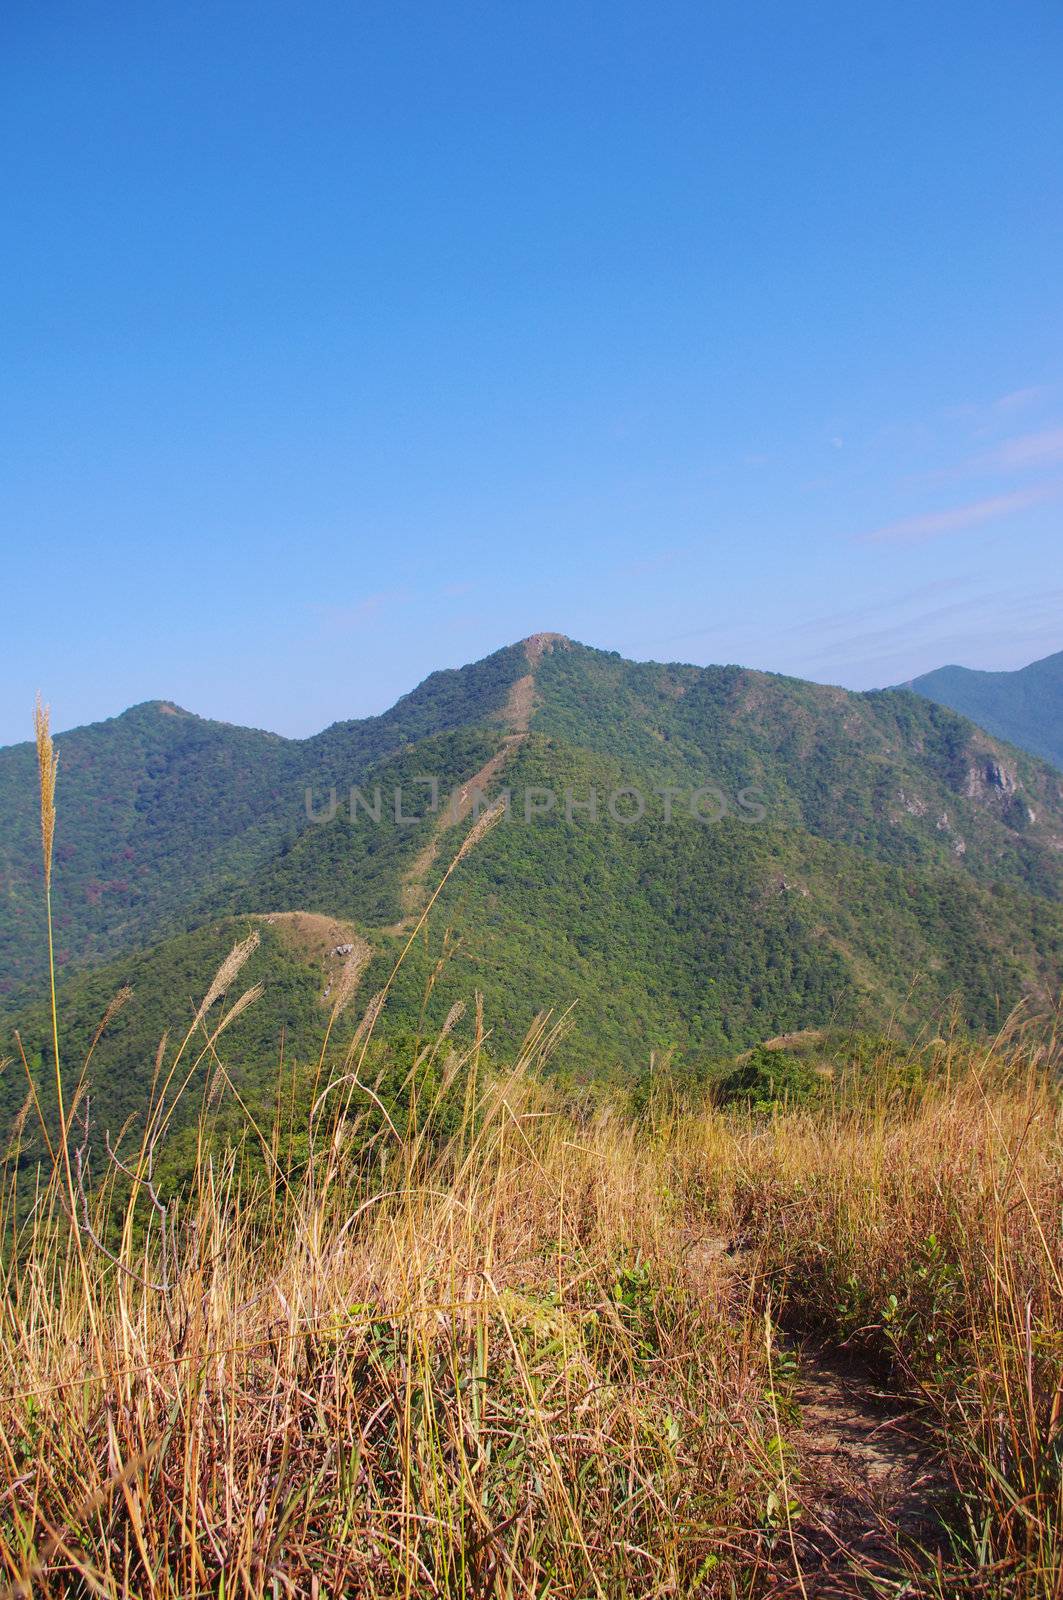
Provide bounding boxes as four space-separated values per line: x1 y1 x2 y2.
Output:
5 1018 1063 1596
2 718 1061 1596
0 1052 783 1597
667 1028 1063 1595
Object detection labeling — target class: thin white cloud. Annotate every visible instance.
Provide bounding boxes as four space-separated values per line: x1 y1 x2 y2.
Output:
994 385 1051 414
634 577 975 658
779 576 976 642
943 384 1050 425
802 586 1063 666
980 425 1063 472
310 591 411 633
858 483 1059 545
904 416 1063 491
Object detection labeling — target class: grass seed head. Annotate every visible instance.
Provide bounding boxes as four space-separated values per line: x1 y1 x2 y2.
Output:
34 696 59 893
194 930 261 1025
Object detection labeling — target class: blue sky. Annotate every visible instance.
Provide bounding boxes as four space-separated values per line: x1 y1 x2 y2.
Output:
2 0 1062 744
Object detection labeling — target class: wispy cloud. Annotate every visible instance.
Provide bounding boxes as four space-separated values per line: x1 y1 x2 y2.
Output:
802 588 1063 665
633 577 976 659
776 576 977 641
905 424 1063 490
977 425 1063 472
994 385 1051 415
310 591 410 634
797 583 1063 682
943 383 1051 425
858 483 1059 545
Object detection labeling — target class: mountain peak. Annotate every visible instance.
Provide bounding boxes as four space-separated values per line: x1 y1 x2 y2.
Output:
118 699 195 721
5 631 1063 1061
520 632 572 666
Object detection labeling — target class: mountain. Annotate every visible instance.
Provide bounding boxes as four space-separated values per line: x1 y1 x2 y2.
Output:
905 650 1063 772
0 645 526 995
5 633 1063 1141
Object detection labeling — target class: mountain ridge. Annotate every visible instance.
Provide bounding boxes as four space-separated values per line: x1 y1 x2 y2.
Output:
4 633 1063 1121
12 631 1059 761
904 648 1063 772
0 640 533 992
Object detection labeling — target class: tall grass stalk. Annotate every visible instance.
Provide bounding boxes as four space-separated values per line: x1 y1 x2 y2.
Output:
3 721 1062 1596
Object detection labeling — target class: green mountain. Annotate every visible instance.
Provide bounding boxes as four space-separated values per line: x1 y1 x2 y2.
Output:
5 633 1063 1145
0 644 527 996
905 649 1063 772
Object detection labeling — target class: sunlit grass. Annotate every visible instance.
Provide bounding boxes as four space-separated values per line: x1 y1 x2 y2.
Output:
0 708 1059 1596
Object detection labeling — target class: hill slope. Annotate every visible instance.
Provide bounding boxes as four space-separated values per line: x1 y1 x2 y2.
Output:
6 635 1063 1108
905 649 1063 772
0 910 376 1169
242 637 1063 1061
0 644 528 994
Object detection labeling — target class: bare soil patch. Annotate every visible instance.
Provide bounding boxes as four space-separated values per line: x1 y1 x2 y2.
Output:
249 911 371 1004
784 1345 948 1596
682 1230 948 1595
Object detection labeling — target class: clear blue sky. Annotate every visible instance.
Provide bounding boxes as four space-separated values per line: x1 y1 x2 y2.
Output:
3 0 1062 744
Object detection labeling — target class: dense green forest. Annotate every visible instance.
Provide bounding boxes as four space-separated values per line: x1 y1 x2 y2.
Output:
4 634 1063 1153
0 643 528 994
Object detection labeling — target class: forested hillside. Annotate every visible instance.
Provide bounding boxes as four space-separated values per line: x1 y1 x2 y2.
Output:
0 643 528 994
6 635 1063 1127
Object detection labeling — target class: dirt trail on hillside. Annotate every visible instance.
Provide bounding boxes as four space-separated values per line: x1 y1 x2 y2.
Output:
393 727 526 922
387 640 554 931
782 1346 946 1596
684 1232 946 1595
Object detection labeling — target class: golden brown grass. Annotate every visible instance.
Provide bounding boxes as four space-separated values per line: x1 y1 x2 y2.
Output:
0 1047 785 1596
5 1014 1063 1596
682 1031 1063 1595
2 710 1061 1596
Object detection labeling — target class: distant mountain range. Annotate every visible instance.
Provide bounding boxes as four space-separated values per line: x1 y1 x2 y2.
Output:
3 634 1063 1145
904 649 1063 773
